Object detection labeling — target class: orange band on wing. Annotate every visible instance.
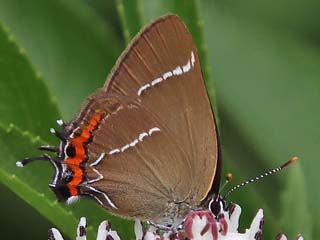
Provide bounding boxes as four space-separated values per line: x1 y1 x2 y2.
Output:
65 112 104 196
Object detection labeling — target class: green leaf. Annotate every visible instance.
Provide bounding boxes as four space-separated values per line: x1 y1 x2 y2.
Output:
116 0 143 44
214 0 320 40
0 22 59 141
0 125 80 239
280 161 311 239
0 125 134 239
0 0 122 119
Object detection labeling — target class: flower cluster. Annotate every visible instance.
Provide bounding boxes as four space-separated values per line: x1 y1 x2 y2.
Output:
48 204 303 240
48 217 120 240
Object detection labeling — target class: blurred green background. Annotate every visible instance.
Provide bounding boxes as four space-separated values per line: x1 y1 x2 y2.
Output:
0 0 319 239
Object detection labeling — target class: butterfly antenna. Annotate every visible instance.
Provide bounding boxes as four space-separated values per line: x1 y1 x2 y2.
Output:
223 156 298 199
16 153 62 167
16 154 53 167
219 173 233 193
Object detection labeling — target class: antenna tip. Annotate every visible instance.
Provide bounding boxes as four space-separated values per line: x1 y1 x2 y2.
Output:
56 119 65 127
16 161 24 167
290 156 299 163
281 156 299 169
226 173 233 181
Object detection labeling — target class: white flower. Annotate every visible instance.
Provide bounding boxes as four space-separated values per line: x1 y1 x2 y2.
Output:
182 204 263 240
275 233 304 240
135 204 263 240
48 217 120 240
48 204 304 240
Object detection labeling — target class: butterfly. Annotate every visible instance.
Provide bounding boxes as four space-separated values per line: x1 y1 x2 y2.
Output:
19 14 222 228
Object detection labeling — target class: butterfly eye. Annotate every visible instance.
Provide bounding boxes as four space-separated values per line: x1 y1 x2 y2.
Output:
210 200 221 216
209 196 226 217
65 144 76 157
64 169 73 183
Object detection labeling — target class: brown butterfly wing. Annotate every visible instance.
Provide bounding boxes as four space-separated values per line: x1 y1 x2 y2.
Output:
104 15 219 201
78 15 219 223
79 94 193 222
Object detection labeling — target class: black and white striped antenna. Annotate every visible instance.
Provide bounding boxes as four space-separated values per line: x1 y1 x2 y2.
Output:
223 156 298 199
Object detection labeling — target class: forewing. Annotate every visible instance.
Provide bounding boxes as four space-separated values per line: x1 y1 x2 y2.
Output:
104 15 219 202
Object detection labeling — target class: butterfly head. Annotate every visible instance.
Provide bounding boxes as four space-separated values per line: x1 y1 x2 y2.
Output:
48 160 77 203
16 119 84 204
208 195 227 217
